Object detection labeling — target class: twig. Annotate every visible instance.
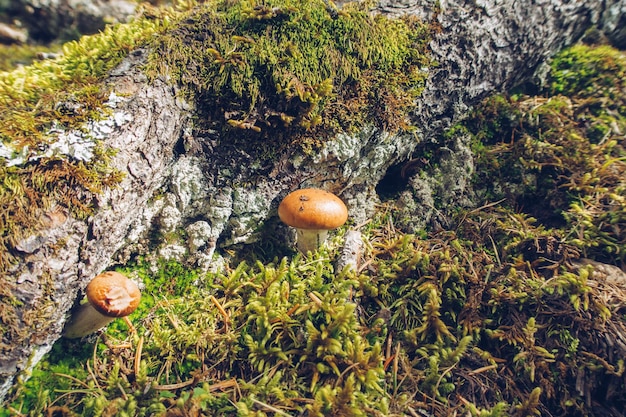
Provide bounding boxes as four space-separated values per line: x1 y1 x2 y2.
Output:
250 398 294 417
468 364 498 375
154 377 238 392
123 316 136 335
210 295 231 331
153 378 197 391
393 342 400 391
134 335 144 377
308 292 323 306
52 372 91 389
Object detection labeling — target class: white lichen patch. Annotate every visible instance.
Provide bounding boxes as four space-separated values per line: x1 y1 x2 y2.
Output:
158 201 182 234
228 185 275 245
158 243 187 260
315 126 378 164
0 91 132 167
0 142 29 166
207 190 234 239
395 132 475 233
125 197 165 244
186 221 212 252
316 126 419 183
168 155 211 215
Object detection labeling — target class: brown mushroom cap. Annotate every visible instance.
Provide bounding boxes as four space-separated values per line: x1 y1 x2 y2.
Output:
86 271 141 317
278 188 348 230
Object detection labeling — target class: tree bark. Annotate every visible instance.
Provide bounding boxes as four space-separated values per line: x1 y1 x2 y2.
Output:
1 0 624 402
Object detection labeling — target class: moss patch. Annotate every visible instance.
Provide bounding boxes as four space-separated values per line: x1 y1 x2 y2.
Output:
0 43 61 72
146 0 432 155
466 43 626 264
3 203 626 416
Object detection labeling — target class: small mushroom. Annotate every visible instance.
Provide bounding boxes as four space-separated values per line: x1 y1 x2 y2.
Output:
278 188 348 253
63 271 141 339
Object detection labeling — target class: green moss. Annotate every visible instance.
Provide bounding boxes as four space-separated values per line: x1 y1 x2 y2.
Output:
550 44 626 98
5 198 625 415
2 247 389 416
3 10 625 417
0 16 167 150
145 0 432 151
466 44 626 263
2 341 93 416
0 43 62 72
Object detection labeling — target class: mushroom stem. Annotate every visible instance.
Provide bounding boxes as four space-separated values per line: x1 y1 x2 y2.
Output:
63 303 117 339
296 229 328 254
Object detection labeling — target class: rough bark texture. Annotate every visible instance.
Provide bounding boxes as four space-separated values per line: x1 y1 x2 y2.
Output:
1 0 625 403
1 49 192 399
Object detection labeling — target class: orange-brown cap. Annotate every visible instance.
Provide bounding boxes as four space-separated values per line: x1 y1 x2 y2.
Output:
278 188 348 230
86 271 141 317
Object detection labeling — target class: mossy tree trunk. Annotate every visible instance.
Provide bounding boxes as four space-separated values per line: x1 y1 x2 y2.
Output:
1 0 625 403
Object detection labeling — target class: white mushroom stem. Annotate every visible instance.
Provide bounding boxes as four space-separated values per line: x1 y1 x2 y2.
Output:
63 302 117 339
296 229 329 254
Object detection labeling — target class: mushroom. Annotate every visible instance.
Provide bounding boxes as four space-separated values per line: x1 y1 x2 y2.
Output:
278 188 348 253
63 271 141 339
